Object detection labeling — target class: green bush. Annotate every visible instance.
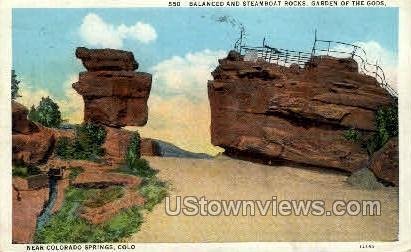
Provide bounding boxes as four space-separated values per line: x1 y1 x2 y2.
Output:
28 97 62 128
55 137 75 159
34 187 143 243
126 132 141 168
55 122 106 161
121 132 156 177
12 165 41 178
68 167 84 181
343 128 361 142
364 104 398 154
139 177 168 211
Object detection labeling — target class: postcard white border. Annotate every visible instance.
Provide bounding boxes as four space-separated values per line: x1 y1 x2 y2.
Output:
1 1 410 251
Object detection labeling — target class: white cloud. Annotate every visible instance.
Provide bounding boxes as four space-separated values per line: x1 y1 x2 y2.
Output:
329 41 397 90
58 75 84 124
79 13 157 49
17 75 84 124
129 49 227 155
150 49 226 99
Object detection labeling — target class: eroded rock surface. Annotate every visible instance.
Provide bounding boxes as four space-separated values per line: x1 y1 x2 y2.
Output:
73 47 151 127
208 54 395 173
12 177 49 243
369 137 399 186
76 47 138 71
12 101 56 165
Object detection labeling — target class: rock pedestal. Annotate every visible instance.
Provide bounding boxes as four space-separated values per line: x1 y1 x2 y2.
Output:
73 47 151 127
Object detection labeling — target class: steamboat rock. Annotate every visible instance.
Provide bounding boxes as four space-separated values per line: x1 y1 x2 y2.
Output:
208 52 395 173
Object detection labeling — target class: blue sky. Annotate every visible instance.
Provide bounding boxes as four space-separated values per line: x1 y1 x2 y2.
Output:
13 8 398 95
12 8 398 154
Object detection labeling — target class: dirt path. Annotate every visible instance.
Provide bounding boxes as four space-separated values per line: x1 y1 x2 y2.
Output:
127 156 398 242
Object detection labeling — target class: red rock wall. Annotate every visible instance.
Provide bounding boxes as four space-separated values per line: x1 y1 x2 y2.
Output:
208 54 395 172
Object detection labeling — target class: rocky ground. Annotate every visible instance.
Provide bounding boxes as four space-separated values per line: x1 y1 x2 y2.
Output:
128 156 398 242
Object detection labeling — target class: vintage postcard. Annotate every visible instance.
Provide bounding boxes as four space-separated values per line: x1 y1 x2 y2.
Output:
1 0 410 251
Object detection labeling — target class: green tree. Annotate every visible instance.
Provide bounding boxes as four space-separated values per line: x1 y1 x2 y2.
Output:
28 105 39 122
34 97 62 128
11 70 21 100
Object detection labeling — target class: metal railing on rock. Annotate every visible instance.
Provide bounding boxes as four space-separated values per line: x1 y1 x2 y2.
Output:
234 30 398 98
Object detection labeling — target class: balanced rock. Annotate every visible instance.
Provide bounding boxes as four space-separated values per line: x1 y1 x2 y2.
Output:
73 47 152 127
208 54 395 174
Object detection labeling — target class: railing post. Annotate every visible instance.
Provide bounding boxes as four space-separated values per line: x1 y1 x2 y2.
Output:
297 52 301 66
311 29 317 58
285 50 288 66
375 60 378 79
327 41 331 56
351 45 357 59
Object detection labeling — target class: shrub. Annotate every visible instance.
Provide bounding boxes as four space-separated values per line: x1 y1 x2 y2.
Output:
341 104 398 155
122 132 156 177
55 137 75 159
68 167 84 181
34 187 144 243
55 122 106 161
139 177 168 211
343 128 361 142
364 104 398 154
12 165 41 178
120 158 156 178
126 132 141 168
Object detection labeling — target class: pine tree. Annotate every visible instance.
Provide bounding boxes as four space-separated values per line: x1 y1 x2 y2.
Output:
34 97 62 128
11 70 21 100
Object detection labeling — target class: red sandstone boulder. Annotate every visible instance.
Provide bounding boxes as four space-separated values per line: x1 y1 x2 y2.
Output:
12 102 56 165
369 137 399 186
12 125 56 165
141 138 160 156
102 129 161 161
102 127 138 163
76 47 138 71
12 101 37 134
208 53 396 174
73 47 152 127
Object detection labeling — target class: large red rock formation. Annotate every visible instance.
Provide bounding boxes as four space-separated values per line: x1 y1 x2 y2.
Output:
208 53 395 173
73 47 151 127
